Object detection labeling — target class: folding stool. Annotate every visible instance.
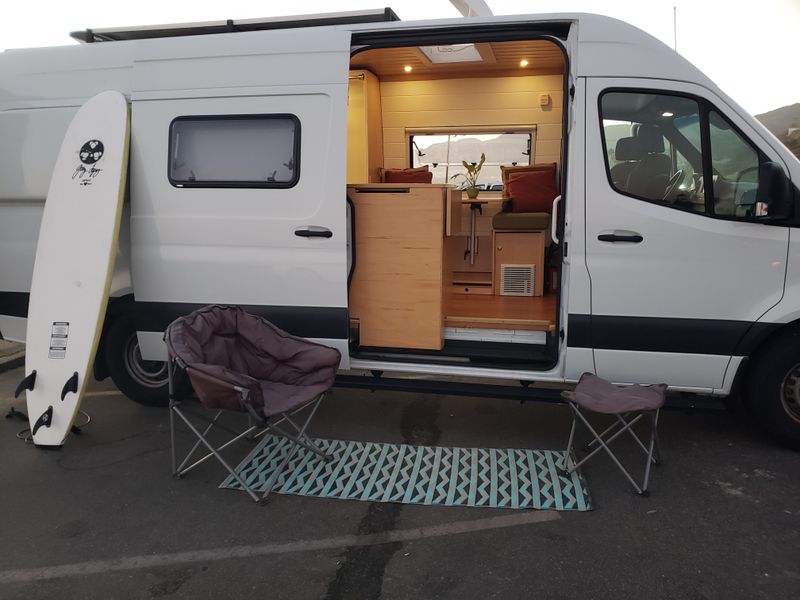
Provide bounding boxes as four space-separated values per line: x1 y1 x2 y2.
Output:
561 372 666 496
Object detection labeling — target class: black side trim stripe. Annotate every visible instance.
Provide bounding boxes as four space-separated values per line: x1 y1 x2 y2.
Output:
0 293 347 339
0 291 30 318
133 302 348 340
567 314 781 356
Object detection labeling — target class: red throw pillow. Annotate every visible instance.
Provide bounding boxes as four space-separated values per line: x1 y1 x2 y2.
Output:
383 169 433 183
507 170 557 213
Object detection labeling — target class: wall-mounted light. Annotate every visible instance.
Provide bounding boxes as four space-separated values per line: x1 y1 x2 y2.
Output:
519 59 529 67
404 65 413 73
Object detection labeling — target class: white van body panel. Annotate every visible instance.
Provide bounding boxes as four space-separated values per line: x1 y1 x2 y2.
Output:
583 77 790 390
0 13 797 397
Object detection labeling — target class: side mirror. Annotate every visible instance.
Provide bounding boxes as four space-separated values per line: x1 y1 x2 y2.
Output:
756 161 794 219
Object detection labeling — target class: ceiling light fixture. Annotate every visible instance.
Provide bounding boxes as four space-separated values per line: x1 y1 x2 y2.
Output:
661 111 674 117
519 59 529 67
404 65 413 73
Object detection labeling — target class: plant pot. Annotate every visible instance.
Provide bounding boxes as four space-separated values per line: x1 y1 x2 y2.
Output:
466 187 480 199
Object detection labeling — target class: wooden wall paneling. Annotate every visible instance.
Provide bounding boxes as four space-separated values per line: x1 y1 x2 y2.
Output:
380 75 564 172
347 70 384 184
351 40 564 81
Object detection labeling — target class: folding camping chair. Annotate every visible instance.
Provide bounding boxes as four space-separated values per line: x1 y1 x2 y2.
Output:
165 305 341 504
561 373 666 496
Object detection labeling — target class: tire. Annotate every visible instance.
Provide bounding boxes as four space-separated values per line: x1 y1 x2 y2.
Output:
105 316 169 407
744 329 800 450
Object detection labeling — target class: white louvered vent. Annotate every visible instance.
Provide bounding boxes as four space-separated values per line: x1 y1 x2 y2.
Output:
500 264 534 296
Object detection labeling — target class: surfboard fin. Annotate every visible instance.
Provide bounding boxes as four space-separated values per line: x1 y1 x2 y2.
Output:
14 370 37 399
32 406 53 436
61 372 79 401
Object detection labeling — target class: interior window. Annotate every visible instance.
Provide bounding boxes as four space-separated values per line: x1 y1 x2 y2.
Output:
410 131 533 187
600 92 703 211
169 115 300 188
709 111 761 217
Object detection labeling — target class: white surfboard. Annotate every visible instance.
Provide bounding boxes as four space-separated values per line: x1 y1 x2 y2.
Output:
19 91 129 447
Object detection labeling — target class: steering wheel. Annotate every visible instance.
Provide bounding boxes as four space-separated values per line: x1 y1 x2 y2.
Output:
662 169 685 202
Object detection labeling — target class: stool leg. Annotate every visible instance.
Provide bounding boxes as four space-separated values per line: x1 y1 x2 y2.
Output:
563 408 578 474
573 407 644 495
651 409 663 465
640 409 660 494
583 417 625 452
618 413 659 465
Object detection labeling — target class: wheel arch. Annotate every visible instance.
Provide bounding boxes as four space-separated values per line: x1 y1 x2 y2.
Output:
731 318 800 396
93 294 138 381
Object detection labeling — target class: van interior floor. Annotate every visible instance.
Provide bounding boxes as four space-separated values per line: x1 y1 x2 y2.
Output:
444 293 556 335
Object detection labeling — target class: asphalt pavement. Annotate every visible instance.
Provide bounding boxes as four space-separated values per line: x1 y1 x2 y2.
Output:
0 364 798 600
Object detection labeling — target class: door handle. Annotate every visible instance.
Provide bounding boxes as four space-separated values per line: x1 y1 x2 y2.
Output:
295 226 333 239
597 232 643 243
551 195 562 244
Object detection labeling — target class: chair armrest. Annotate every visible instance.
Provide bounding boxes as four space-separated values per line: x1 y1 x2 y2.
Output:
185 363 261 412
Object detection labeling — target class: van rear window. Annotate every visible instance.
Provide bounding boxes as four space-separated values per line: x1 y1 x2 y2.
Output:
168 115 300 188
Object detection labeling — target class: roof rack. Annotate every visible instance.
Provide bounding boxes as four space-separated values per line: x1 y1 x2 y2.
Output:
70 7 400 43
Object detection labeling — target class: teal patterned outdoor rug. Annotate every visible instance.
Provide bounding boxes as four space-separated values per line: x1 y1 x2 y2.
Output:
222 436 592 511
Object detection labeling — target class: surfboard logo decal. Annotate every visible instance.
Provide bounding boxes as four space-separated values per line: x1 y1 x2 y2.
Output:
79 140 104 164
73 139 104 186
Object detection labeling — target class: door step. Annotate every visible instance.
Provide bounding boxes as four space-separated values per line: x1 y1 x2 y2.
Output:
444 327 547 345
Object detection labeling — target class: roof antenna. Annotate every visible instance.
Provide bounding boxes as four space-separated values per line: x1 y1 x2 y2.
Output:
673 5 678 51
449 0 493 17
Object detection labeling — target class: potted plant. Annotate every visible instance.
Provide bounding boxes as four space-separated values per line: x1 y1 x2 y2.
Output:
450 153 485 199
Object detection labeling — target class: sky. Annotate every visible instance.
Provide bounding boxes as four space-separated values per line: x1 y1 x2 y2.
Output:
1 0 798 115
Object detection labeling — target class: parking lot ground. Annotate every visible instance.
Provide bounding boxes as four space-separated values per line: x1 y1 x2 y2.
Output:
1 364 798 599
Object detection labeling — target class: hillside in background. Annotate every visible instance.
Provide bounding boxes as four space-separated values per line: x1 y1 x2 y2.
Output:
755 103 800 135
755 103 800 159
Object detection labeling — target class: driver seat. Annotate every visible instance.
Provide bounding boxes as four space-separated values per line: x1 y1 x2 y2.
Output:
626 125 671 199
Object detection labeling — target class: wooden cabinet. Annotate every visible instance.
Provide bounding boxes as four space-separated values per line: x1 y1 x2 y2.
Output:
347 70 384 184
493 231 545 297
348 184 448 350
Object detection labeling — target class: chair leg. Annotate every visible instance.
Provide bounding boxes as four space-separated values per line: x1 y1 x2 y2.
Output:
169 360 178 477
259 394 329 501
269 394 331 460
174 409 261 477
172 405 263 504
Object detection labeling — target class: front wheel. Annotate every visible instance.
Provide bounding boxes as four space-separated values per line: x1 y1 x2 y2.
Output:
745 330 800 449
105 316 169 407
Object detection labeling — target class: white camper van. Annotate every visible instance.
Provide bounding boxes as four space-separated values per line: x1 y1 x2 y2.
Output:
1 9 799 446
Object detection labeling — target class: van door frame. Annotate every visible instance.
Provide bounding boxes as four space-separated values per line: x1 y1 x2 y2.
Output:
348 22 573 374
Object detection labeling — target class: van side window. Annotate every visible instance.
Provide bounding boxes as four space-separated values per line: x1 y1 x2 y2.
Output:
600 92 704 212
168 115 300 188
600 91 772 221
708 110 761 217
